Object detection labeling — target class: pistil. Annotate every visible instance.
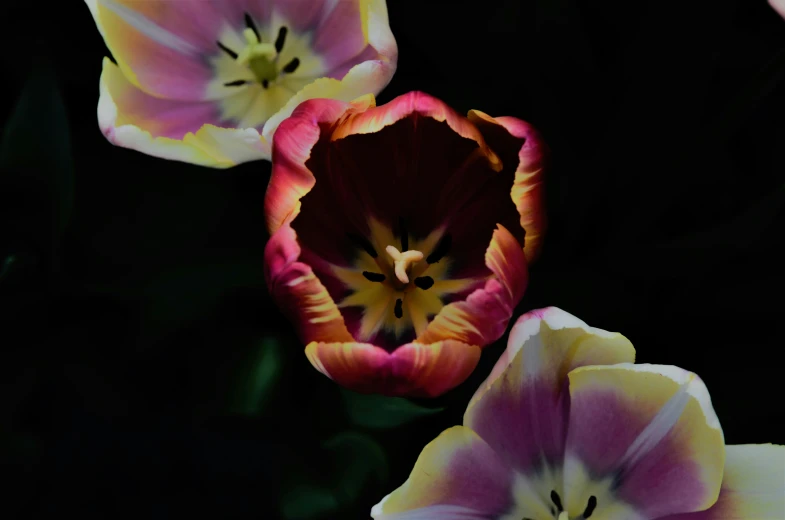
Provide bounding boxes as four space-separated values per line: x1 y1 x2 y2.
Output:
385 246 424 284
236 28 278 86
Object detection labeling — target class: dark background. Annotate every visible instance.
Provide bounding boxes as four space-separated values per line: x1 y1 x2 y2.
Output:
2 0 784 518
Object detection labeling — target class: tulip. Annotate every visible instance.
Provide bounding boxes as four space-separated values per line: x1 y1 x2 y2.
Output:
85 0 397 167
264 91 546 396
372 307 784 519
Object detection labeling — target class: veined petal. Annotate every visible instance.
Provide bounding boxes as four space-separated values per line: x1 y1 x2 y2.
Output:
370 426 515 519
565 364 725 519
463 307 635 474
305 340 481 397
468 111 547 263
265 224 354 344
86 0 226 100
660 444 785 520
417 224 528 347
98 59 268 167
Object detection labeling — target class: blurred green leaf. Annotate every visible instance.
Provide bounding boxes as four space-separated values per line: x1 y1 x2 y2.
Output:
324 431 389 505
143 261 264 321
341 389 444 429
0 255 17 282
280 485 340 520
0 57 74 264
229 337 283 416
128 259 266 344
278 432 388 519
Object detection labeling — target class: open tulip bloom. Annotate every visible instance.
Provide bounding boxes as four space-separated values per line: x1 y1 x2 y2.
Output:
371 307 785 519
264 91 546 397
85 0 397 167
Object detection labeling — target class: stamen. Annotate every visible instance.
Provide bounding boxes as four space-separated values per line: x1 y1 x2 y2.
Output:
242 27 259 46
550 490 563 513
426 233 452 264
244 13 261 42
275 26 288 53
582 496 597 519
386 246 424 284
414 276 434 290
347 233 378 258
399 217 409 251
223 79 248 87
282 57 300 74
362 271 386 282
216 41 238 59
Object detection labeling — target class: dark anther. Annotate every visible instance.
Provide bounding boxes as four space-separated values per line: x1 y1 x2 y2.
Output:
414 276 434 290
275 26 288 53
282 57 300 74
426 233 452 263
582 496 598 519
550 490 563 513
216 41 238 59
347 233 378 258
362 271 386 282
398 217 409 251
262 79 269 89
394 298 403 318
244 13 261 42
223 79 248 87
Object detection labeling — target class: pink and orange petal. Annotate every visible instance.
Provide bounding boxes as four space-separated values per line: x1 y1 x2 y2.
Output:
305 340 481 397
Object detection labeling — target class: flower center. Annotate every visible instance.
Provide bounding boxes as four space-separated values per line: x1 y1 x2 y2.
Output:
519 491 598 520
527 491 597 520
385 245 424 285
354 218 452 324
216 13 301 89
330 216 479 344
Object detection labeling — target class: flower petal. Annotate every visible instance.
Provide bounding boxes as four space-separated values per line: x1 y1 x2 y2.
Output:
86 0 227 100
370 426 515 519
564 364 724 519
463 307 635 474
416 224 528 347
468 111 547 263
260 60 396 154
660 444 785 520
311 0 393 73
265 223 354 344
771 0 785 20
324 0 398 81
305 340 481 397
264 95 370 234
99 58 269 167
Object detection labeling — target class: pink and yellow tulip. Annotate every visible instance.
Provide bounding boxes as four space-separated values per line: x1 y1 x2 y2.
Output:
85 0 397 167
372 307 784 519
264 91 547 397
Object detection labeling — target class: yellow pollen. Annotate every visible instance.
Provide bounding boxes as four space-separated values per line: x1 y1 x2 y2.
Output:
385 245 424 284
